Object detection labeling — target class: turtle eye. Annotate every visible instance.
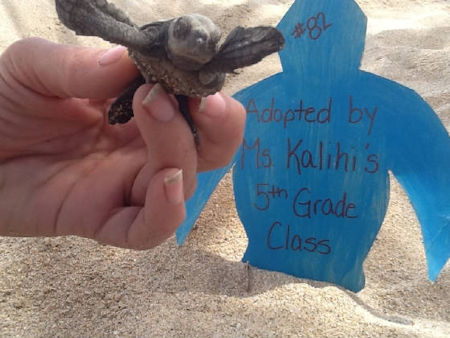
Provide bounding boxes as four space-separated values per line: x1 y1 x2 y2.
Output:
173 17 191 39
195 31 208 45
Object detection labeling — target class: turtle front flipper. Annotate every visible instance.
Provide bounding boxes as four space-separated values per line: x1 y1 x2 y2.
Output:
55 0 152 52
204 26 285 73
108 75 145 124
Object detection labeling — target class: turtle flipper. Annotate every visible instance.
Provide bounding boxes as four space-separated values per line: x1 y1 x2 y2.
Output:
108 76 200 145
55 0 154 52
175 95 199 145
204 26 285 73
108 75 145 124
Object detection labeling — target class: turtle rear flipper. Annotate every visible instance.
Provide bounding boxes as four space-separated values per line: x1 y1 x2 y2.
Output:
108 77 199 146
55 0 154 52
174 95 199 145
108 75 145 124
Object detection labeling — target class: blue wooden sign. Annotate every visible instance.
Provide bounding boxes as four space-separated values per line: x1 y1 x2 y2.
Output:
177 0 449 292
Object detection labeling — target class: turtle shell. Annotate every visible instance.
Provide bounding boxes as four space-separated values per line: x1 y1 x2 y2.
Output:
129 49 226 97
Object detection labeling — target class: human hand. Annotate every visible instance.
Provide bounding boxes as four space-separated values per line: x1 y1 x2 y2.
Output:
0 38 245 249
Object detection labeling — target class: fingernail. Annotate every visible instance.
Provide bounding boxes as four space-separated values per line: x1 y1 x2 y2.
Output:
142 83 162 106
142 84 175 122
164 169 184 205
199 97 208 112
199 92 226 117
98 46 126 66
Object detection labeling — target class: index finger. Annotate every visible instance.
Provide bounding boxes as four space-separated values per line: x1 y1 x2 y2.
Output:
0 37 139 99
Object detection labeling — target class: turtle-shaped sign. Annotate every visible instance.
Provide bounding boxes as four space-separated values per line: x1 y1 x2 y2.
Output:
178 0 449 292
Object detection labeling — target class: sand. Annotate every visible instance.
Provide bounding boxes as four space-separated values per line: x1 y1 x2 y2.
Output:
0 0 449 337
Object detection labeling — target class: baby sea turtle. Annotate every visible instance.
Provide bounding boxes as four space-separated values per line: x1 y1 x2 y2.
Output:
55 0 285 142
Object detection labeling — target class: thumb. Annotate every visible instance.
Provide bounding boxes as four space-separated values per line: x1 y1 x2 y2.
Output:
0 37 139 99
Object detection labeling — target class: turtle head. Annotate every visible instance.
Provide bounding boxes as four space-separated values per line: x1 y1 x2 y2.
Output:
167 14 222 71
